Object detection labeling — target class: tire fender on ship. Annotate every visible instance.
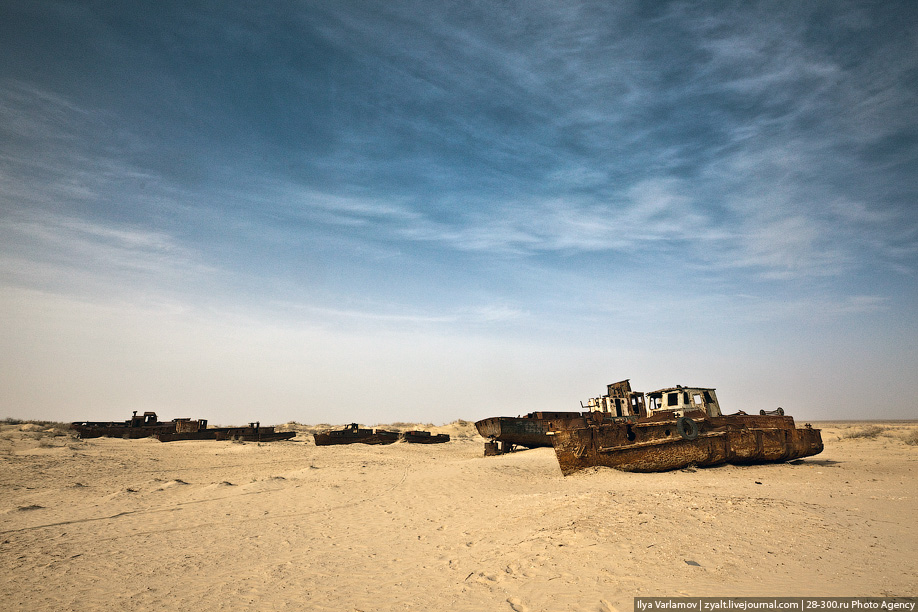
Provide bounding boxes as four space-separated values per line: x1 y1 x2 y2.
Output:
676 416 699 441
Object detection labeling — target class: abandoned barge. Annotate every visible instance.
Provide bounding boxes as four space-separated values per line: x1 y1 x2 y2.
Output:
550 381 823 475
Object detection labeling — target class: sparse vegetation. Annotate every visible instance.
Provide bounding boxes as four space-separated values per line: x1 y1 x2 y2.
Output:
901 430 918 446
0 419 80 448
842 425 887 439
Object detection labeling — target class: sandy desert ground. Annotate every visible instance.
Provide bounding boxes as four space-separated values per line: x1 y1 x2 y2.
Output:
1 419 916 611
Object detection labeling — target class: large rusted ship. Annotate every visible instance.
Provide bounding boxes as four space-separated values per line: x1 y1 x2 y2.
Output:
550 380 823 475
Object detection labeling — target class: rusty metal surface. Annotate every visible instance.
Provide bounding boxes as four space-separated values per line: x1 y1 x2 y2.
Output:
552 413 823 475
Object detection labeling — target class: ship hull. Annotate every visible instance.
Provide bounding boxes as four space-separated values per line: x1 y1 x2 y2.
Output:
551 414 823 475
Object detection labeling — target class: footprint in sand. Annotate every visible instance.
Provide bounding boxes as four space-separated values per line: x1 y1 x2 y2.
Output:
507 597 530 612
599 600 619 612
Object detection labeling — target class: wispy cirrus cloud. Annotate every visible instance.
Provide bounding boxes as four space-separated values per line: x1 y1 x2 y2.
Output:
0 210 215 303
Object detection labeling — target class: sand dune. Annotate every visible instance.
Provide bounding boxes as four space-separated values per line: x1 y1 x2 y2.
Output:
1 420 916 611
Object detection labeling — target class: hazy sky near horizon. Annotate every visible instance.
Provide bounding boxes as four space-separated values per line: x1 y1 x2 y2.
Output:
2 1 916 424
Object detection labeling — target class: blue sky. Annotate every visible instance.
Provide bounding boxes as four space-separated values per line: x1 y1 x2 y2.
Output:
1 1 916 424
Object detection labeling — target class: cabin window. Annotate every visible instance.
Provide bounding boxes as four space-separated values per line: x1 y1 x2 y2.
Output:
683 392 689 405
693 393 703 406
703 391 715 403
667 392 679 407
614 398 622 416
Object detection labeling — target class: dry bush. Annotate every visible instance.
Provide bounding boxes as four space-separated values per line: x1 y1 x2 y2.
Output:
383 422 416 429
842 425 887 439
901 430 918 446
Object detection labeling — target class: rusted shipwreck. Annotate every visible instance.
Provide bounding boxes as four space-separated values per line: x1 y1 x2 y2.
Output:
550 380 823 475
313 423 450 446
70 412 295 442
71 411 180 439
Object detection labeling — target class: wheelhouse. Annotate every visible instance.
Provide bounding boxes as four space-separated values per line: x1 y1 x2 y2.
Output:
646 386 722 417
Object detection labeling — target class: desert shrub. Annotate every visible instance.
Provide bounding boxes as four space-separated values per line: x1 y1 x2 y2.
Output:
842 425 886 439
901 430 918 446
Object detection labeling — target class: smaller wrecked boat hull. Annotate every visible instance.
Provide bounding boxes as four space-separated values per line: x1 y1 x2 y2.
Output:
475 412 584 449
213 428 296 442
71 412 181 439
552 414 823 475
400 431 450 444
313 424 400 446
224 431 296 442
156 429 296 442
